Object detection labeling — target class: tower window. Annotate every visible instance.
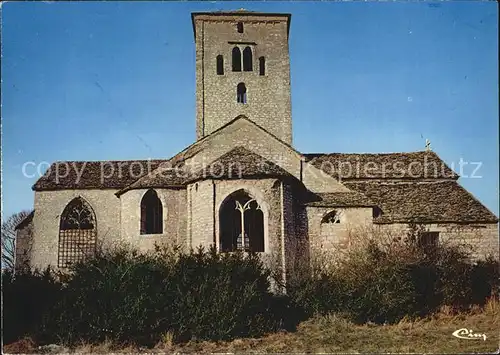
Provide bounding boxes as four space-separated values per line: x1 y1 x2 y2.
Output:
237 83 247 104
232 47 241 72
259 56 265 76
216 55 224 75
237 22 244 33
243 46 253 72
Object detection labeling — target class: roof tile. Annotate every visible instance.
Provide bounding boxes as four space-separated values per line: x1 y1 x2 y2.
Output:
344 180 498 223
305 151 458 180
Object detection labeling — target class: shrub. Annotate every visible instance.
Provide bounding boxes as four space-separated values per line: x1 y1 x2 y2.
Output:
38 244 292 346
335 240 420 324
432 244 473 310
169 247 295 342
470 256 500 305
2 267 62 344
5 228 498 346
39 246 171 346
287 272 344 317
287 226 500 325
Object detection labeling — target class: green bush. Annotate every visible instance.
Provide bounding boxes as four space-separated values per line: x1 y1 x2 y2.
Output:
4 228 498 346
470 256 500 305
163 247 285 342
287 228 499 325
39 246 170 345
336 241 420 324
2 267 62 344
287 271 344 318
286 240 422 324
38 245 291 346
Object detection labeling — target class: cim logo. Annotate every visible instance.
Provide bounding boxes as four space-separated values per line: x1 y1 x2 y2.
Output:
452 328 487 341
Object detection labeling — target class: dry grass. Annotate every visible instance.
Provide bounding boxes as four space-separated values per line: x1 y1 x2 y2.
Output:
5 299 498 354
51 298 497 354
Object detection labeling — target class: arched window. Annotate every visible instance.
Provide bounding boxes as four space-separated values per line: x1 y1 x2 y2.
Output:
321 210 341 224
237 83 247 104
216 55 224 75
140 189 163 234
232 47 241 72
237 22 244 33
219 190 264 252
259 56 265 76
58 197 97 268
243 46 253 71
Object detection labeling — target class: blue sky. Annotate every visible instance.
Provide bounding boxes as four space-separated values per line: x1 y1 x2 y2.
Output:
1 1 498 218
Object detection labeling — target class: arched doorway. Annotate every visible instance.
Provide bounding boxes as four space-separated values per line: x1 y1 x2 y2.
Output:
219 190 265 252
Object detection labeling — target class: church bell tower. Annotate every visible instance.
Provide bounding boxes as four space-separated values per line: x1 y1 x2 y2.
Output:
192 10 293 145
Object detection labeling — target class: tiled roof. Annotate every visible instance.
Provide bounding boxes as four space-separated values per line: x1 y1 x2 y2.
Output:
344 180 498 223
115 162 188 196
30 151 496 225
114 146 295 196
304 151 458 180
185 146 294 183
305 192 375 207
32 160 166 191
33 116 302 192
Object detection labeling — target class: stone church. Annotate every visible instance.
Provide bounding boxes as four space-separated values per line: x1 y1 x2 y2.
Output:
15 10 498 276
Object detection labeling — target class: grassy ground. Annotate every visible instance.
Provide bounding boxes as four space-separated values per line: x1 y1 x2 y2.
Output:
5 300 499 354
153 302 499 354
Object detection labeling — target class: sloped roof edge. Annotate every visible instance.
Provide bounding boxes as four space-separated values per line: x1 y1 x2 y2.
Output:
14 211 35 231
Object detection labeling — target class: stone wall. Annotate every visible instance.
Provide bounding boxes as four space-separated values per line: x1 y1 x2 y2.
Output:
375 222 499 260
189 179 217 249
282 181 298 283
15 220 34 272
213 178 281 258
306 208 498 263
31 189 121 269
306 206 373 264
185 178 286 273
181 118 347 194
185 118 301 176
194 14 292 144
119 188 187 252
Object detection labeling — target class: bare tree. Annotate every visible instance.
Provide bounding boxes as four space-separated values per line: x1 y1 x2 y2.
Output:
1 210 32 270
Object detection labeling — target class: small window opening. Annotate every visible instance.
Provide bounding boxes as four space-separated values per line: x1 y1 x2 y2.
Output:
243 46 253 71
232 47 241 72
321 210 341 224
237 22 244 33
259 56 265 76
418 232 439 254
216 55 224 75
237 83 247 104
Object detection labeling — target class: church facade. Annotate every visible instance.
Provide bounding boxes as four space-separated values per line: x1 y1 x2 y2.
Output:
16 11 499 275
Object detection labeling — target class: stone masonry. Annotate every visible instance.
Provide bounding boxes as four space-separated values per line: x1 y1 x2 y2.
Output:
17 10 499 275
193 12 293 144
